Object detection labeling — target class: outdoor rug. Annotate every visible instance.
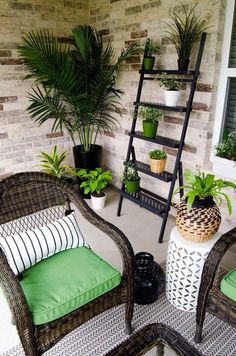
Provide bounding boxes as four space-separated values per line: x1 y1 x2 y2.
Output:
2 292 236 356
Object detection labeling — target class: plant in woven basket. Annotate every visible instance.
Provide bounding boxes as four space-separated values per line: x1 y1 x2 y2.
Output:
174 169 236 242
149 149 167 174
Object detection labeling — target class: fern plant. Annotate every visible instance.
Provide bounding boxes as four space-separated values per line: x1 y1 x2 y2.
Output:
19 26 135 152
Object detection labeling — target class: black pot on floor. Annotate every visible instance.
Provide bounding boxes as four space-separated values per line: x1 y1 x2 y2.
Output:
73 144 102 198
73 144 102 170
134 252 164 305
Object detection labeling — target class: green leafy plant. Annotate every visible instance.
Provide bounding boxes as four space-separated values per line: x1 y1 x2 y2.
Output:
77 168 112 195
165 2 211 60
174 169 236 214
156 74 183 90
144 38 162 56
149 149 167 160
123 161 139 182
215 131 236 161
18 26 136 153
138 106 163 123
37 145 71 178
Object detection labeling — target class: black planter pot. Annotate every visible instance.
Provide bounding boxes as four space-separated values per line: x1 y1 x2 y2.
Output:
134 252 165 305
192 195 215 208
73 144 102 170
73 144 102 198
177 58 190 71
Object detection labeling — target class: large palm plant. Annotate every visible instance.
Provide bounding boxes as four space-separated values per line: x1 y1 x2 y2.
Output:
19 26 134 152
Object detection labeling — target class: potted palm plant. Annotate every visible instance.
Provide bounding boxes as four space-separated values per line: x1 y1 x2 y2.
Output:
156 74 183 107
138 106 163 138
123 161 140 193
165 3 210 70
77 168 112 210
174 169 236 242
149 149 167 174
142 38 162 70
18 26 135 170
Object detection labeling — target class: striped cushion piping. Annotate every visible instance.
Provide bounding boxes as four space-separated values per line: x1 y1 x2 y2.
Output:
0 212 85 275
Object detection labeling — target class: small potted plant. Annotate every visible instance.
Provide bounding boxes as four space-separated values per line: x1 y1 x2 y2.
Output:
138 106 163 138
156 74 183 107
142 38 162 70
77 168 112 210
165 3 211 70
123 161 140 193
149 149 167 174
215 131 236 161
174 169 236 242
37 145 73 182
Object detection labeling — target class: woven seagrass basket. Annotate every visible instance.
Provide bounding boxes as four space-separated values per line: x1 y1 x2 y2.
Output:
176 200 221 243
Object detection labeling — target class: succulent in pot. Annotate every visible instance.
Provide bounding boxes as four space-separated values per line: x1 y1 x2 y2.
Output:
142 38 162 70
123 161 140 193
174 169 236 242
165 3 211 70
156 74 183 107
149 149 167 174
138 106 163 138
77 168 112 210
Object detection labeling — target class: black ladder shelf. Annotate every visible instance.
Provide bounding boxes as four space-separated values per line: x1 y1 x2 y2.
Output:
117 33 206 243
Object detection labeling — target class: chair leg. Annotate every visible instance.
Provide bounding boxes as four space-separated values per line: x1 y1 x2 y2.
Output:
194 324 203 344
125 298 134 335
156 343 164 356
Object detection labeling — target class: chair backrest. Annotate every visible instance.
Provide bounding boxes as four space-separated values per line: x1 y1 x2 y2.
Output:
0 172 69 237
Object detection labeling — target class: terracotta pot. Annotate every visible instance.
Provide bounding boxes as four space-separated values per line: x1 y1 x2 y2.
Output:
176 197 221 243
149 158 166 174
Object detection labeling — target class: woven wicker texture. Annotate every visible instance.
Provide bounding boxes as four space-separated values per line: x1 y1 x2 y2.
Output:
195 227 236 343
176 201 221 243
0 172 134 356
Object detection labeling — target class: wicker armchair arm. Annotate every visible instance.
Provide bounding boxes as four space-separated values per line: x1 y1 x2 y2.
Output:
196 227 236 327
0 250 37 353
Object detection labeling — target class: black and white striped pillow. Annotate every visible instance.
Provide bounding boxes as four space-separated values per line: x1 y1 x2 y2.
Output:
0 212 85 275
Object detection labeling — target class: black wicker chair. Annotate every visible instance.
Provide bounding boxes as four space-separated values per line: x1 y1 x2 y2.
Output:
194 227 236 343
0 172 134 356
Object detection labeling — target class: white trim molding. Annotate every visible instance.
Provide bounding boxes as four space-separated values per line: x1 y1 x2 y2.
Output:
211 0 236 179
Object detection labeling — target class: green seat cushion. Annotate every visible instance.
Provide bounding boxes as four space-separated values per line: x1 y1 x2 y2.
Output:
20 247 121 325
220 267 236 302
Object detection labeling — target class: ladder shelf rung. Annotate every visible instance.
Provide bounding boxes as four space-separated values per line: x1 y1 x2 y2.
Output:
120 188 167 216
130 131 180 149
135 161 173 182
139 69 196 75
134 101 188 112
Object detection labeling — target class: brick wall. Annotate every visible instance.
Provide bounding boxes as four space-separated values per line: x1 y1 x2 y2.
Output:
0 0 235 220
0 0 89 178
89 0 236 220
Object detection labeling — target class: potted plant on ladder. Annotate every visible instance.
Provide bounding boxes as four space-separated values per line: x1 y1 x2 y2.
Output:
123 161 140 193
142 38 162 70
138 106 163 138
149 149 167 174
156 74 183 107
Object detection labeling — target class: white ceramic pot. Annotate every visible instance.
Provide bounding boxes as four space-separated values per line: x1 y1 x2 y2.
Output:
91 192 106 210
164 90 180 107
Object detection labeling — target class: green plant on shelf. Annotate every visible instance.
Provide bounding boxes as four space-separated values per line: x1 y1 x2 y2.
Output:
215 131 236 161
138 106 163 123
122 161 139 182
156 74 183 90
149 149 167 160
174 169 236 214
144 38 162 56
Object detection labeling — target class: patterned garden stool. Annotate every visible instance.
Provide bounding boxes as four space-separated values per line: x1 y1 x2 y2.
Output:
166 227 221 311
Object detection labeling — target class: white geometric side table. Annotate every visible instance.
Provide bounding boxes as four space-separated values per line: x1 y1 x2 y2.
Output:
166 227 221 312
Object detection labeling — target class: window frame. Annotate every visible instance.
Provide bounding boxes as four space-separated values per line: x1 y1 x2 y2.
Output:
211 0 236 178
